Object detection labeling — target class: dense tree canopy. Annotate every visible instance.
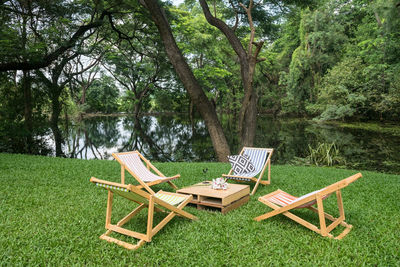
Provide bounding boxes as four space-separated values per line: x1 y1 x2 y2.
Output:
1 0 399 159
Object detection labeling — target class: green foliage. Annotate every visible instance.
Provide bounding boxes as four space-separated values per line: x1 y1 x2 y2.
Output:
0 153 399 265
271 8 301 67
327 120 400 137
313 1 400 121
0 73 50 154
151 89 189 113
170 4 240 114
281 4 348 114
2 0 400 162
85 76 120 113
276 0 400 121
101 5 179 115
307 142 345 167
312 57 367 121
0 0 95 66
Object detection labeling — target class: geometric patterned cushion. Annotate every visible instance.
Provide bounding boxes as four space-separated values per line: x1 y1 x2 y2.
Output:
227 154 256 174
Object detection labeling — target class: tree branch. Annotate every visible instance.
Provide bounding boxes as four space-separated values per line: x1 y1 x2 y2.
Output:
239 0 255 56
0 11 108 72
228 0 239 31
198 0 248 64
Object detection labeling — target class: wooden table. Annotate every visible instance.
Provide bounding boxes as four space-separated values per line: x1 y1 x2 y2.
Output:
177 181 250 214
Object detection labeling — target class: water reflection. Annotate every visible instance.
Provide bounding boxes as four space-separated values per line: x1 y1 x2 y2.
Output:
64 116 122 160
62 115 215 161
256 118 400 173
9 114 399 174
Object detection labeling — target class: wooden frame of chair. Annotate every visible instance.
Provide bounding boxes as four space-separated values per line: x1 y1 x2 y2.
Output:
112 151 178 194
222 147 273 195
254 173 362 240
90 177 197 250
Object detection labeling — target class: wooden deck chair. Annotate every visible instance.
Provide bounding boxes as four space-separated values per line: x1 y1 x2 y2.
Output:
90 177 197 250
222 147 273 195
254 173 362 240
112 151 179 194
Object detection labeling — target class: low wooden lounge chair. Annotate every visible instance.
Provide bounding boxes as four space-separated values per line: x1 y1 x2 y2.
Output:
90 177 197 250
112 151 179 193
222 147 273 195
254 173 362 240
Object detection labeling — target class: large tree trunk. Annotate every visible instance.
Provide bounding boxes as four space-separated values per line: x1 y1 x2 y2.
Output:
22 70 33 153
50 87 64 157
21 13 33 152
199 0 262 148
140 0 231 161
241 92 257 146
133 101 141 119
239 60 258 147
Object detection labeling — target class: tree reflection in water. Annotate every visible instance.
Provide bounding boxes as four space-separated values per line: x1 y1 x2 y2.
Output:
63 116 122 159
62 115 216 161
52 115 400 174
117 116 215 161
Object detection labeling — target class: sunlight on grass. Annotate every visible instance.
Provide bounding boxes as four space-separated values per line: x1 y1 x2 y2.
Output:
0 153 399 265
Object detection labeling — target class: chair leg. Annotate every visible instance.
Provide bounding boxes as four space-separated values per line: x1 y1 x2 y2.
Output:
120 165 125 184
256 192 354 239
100 233 146 250
307 190 353 239
336 190 345 218
146 196 155 242
251 178 262 195
334 225 353 240
146 196 197 239
100 196 149 250
105 191 113 228
316 195 328 236
250 159 271 195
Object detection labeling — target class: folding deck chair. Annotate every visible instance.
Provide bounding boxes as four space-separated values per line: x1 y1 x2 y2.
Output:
112 151 179 193
254 173 362 240
90 177 197 250
222 147 273 195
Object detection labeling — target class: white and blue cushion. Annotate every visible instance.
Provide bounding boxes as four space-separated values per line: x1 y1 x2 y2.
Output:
226 148 269 181
228 154 255 174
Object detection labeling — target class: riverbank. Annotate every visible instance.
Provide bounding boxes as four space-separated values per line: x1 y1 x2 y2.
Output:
1 153 398 265
326 121 400 137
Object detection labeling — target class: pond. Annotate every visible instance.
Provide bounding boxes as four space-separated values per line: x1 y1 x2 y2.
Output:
48 115 400 174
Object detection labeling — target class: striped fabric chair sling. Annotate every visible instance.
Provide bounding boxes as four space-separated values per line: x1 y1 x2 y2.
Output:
113 151 179 193
222 147 273 195
254 173 362 240
90 177 197 250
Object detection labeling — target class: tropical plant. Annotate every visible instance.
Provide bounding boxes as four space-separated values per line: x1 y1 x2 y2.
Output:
307 142 346 167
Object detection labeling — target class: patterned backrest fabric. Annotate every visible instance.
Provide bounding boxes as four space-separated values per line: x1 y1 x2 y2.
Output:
242 148 269 174
117 153 162 182
228 154 256 174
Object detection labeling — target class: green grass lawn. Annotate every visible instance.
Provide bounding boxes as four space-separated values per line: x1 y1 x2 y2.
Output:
0 153 399 266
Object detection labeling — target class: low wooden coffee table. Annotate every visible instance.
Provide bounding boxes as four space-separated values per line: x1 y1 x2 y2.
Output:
177 181 250 214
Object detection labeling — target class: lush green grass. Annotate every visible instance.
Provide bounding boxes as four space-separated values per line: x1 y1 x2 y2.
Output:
0 153 399 266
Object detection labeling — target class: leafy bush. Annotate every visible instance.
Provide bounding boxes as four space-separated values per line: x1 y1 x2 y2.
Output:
85 76 120 113
307 142 346 166
313 57 367 121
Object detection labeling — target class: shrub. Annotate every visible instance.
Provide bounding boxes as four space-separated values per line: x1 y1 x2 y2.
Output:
307 142 346 166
